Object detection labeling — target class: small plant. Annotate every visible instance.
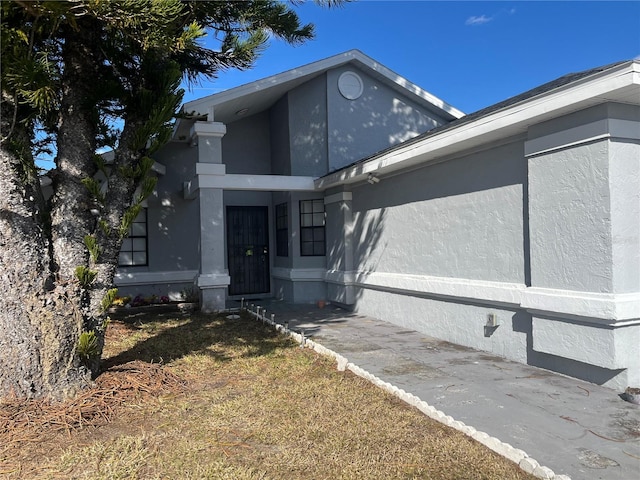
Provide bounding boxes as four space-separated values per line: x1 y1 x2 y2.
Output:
112 296 131 307
144 294 158 304
181 286 199 303
83 235 101 263
100 288 119 312
77 330 99 362
74 266 98 288
131 294 146 307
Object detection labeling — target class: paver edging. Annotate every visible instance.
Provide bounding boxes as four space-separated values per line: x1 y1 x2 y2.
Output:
243 306 570 480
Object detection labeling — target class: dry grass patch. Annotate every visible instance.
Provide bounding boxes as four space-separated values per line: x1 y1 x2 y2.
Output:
1 311 536 479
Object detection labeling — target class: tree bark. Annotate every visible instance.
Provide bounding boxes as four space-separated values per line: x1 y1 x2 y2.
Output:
0 96 90 400
48 21 109 379
0 20 106 400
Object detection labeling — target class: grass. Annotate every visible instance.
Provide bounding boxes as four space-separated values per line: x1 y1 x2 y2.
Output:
1 310 536 479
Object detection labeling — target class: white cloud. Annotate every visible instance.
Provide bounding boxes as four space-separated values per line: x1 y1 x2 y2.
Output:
465 15 493 26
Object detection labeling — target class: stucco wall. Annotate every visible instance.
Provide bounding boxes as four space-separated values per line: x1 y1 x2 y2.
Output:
270 96 291 176
610 139 640 293
350 140 527 283
222 111 272 174
288 75 328 177
326 65 447 172
335 103 640 390
116 141 200 299
356 288 529 363
283 65 450 177
149 142 201 272
528 140 613 293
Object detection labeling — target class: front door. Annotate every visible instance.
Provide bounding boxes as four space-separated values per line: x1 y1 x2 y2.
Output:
226 206 270 296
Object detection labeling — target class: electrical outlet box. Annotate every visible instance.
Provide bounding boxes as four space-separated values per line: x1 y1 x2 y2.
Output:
487 313 498 327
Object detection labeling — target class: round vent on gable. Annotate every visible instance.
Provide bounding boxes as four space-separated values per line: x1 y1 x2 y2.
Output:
338 71 364 100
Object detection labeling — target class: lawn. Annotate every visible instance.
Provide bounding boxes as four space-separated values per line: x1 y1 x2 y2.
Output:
1 310 536 479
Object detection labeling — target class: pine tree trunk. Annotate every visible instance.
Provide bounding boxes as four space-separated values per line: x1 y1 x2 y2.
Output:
48 23 107 376
0 96 90 400
0 21 107 400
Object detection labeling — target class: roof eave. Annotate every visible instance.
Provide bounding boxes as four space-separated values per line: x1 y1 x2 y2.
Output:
316 60 640 190
182 49 463 126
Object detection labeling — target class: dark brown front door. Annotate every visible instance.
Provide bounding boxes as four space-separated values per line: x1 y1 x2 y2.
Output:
226 206 270 296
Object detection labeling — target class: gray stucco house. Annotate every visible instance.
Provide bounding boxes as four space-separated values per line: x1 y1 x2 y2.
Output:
115 50 640 391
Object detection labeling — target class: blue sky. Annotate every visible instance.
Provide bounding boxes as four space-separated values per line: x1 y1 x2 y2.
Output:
184 0 640 115
35 1 640 170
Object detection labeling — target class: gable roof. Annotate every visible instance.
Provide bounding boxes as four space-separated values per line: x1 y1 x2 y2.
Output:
173 49 464 141
317 59 640 188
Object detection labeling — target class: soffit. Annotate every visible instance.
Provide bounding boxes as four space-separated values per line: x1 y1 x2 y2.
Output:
173 50 464 141
316 61 640 188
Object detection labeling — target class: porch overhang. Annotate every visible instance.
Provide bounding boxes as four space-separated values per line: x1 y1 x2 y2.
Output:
183 165 317 199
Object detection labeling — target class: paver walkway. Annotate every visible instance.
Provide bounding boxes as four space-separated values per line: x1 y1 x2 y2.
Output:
235 299 640 480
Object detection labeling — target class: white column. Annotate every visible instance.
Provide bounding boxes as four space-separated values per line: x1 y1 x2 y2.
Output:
191 122 230 312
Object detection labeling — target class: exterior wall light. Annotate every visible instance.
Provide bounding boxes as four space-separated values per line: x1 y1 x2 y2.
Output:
367 173 380 184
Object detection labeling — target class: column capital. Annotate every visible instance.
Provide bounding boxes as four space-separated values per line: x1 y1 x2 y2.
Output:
190 121 226 146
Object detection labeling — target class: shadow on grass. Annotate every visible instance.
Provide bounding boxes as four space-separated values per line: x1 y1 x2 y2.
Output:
101 311 293 372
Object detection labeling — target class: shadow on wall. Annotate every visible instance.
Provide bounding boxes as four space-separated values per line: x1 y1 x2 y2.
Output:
352 207 387 275
328 87 441 172
325 206 387 308
511 311 624 386
352 146 526 212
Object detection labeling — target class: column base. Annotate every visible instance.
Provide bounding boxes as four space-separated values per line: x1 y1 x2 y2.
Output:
197 273 230 313
200 287 226 313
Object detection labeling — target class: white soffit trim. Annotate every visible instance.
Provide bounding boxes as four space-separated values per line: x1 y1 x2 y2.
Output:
524 118 640 157
185 50 464 122
196 163 226 175
98 149 166 175
317 61 640 189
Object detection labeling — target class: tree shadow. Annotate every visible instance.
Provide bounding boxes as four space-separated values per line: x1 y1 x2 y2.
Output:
101 311 292 372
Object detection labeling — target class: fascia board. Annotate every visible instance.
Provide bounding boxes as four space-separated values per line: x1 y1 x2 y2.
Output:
317 62 639 189
184 50 361 113
185 49 463 121
348 52 465 119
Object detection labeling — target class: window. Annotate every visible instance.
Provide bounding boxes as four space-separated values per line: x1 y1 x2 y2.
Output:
276 203 288 257
300 199 325 256
118 208 148 266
